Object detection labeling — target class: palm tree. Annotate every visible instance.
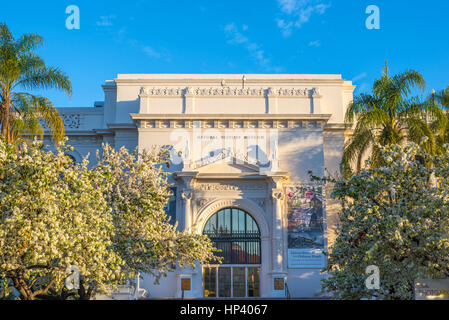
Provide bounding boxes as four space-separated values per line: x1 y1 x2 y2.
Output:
429 86 449 154
436 86 449 109
342 62 443 177
0 23 71 143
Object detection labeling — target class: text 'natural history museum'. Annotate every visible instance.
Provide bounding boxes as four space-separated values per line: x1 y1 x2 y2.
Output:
44 74 354 299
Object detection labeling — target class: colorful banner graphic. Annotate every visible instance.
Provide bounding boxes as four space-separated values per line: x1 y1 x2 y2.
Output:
286 185 326 268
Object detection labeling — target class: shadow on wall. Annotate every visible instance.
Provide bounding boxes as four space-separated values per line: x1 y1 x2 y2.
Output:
287 270 326 298
279 131 324 181
117 98 140 123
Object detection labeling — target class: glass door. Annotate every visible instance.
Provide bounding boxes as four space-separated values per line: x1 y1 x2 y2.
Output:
218 267 231 297
247 267 260 297
204 266 217 297
203 266 260 298
233 267 246 297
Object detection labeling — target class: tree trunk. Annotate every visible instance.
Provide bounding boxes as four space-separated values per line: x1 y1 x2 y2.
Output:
12 277 34 300
78 280 94 300
1 99 11 143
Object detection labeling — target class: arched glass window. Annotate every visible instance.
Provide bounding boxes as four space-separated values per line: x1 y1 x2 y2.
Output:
203 208 261 264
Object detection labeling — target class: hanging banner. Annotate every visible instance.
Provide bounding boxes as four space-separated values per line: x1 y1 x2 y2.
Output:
286 185 326 268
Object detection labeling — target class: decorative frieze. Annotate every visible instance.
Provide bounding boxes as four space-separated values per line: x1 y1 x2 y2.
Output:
139 119 324 130
139 87 320 98
196 182 266 192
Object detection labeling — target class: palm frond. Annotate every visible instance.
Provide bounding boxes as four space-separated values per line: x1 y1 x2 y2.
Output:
12 92 65 142
392 69 426 97
345 93 379 124
0 23 71 143
341 128 374 175
436 86 449 109
16 33 43 53
17 66 72 97
343 62 438 176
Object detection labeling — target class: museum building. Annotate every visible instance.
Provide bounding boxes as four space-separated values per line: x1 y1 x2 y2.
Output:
43 74 354 299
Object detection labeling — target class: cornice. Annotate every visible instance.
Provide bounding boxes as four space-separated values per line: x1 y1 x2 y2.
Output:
131 114 331 130
323 123 350 131
113 79 347 86
130 113 331 121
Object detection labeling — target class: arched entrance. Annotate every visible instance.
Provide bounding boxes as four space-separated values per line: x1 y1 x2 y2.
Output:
202 207 261 298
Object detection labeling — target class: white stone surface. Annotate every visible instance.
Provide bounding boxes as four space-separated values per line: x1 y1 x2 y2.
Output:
43 74 354 299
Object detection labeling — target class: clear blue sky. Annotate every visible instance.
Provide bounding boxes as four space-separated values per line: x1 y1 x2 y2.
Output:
1 0 448 107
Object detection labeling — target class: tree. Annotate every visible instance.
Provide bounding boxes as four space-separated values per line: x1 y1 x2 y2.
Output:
436 86 449 109
93 144 218 294
0 138 125 300
429 86 449 155
342 62 442 177
0 23 71 143
0 139 217 300
323 142 449 299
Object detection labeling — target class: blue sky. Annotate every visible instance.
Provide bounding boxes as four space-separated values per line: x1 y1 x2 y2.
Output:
1 0 448 107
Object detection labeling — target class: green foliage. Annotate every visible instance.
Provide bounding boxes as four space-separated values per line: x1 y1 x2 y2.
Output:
342 62 444 177
0 139 216 300
0 138 124 300
94 144 218 284
323 142 449 300
0 23 71 143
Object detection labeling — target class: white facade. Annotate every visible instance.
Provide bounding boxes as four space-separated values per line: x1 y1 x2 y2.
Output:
44 74 354 299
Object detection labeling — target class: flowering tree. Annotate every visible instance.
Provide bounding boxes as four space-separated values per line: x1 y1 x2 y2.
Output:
0 139 125 300
94 145 217 287
322 142 449 299
0 140 217 300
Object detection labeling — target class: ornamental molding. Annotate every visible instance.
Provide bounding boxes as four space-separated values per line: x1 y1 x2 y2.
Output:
195 198 270 236
139 86 320 98
271 190 284 201
191 148 260 171
195 182 266 192
42 113 82 129
181 191 192 201
195 198 215 210
138 119 324 130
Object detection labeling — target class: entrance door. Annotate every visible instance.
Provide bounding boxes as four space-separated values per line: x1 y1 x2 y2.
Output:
203 208 262 298
203 266 260 298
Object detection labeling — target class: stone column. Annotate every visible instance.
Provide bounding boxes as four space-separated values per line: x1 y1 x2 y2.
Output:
174 173 197 298
181 190 192 232
267 172 290 298
175 172 196 232
271 189 284 271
